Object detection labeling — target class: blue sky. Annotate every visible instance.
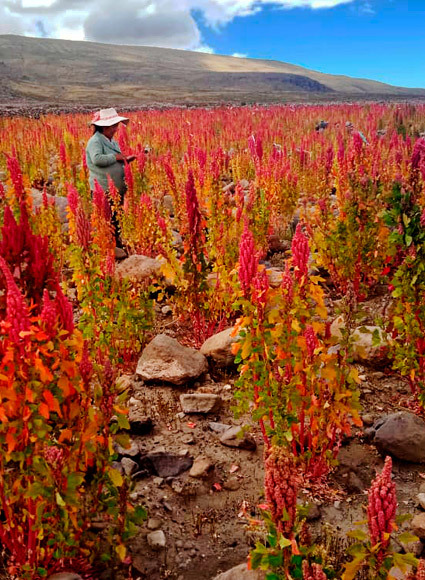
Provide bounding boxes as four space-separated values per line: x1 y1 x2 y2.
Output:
2 0 424 89
196 0 425 88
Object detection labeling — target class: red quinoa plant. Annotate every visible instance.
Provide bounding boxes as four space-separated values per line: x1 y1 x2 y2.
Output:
233 222 362 480
343 457 418 580
0 212 144 578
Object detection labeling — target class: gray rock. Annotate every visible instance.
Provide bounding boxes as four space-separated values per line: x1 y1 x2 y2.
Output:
267 268 284 288
147 452 193 478
213 563 265 580
114 439 140 457
115 255 163 283
418 493 425 510
412 513 425 539
147 530 166 550
147 518 162 530
223 477 241 491
31 189 69 223
219 426 256 451
121 457 138 476
163 194 174 216
190 456 213 478
136 334 208 386
331 317 389 362
373 412 425 462
209 422 231 434
180 393 221 414
200 328 238 366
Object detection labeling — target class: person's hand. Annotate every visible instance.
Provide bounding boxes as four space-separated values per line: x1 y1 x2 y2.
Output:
115 153 126 162
126 155 136 163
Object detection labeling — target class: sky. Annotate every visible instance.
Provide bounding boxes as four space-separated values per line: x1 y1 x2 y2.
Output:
1 0 424 88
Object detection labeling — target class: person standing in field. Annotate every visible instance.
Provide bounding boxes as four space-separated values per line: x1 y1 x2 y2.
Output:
86 108 136 256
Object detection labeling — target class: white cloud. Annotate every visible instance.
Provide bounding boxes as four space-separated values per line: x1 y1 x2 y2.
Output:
2 0 357 48
232 52 248 58
195 45 215 53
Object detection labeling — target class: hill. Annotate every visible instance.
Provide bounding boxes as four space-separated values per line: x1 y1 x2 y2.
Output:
1 34 424 106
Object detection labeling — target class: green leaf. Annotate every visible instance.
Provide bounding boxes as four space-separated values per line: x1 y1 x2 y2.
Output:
398 532 419 544
278 536 292 549
347 529 368 541
268 553 283 567
116 413 130 430
395 514 412 524
66 473 84 491
392 552 418 570
250 550 263 570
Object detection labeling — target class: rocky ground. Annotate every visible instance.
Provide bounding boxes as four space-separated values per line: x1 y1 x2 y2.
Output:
98 270 425 580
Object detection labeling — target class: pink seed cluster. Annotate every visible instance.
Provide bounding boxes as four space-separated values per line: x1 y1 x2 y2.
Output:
302 561 327 580
264 446 300 535
367 456 397 552
304 325 318 359
291 224 309 282
0 256 30 344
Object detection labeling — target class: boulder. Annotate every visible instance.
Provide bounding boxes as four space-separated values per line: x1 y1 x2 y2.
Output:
219 426 256 451
412 513 425 539
200 328 238 366
115 254 163 283
267 268 284 288
121 457 138 476
31 189 69 223
331 317 389 362
180 393 221 414
213 563 265 580
146 452 193 478
136 334 208 385
373 412 425 463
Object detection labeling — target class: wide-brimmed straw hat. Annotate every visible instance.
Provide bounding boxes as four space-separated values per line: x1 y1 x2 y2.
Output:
91 108 129 127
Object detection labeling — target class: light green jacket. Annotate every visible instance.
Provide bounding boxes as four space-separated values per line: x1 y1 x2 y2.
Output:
85 132 126 194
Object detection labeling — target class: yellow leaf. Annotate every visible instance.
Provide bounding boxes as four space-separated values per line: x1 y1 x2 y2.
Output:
241 338 252 360
108 466 124 487
291 319 301 333
116 543 126 561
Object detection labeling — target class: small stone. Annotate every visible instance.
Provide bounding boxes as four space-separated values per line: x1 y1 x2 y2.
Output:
121 457 138 476
361 414 374 426
209 422 231 434
212 563 265 579
180 393 222 414
153 477 164 486
114 439 140 457
181 434 195 445
305 503 321 521
147 518 162 530
412 513 425 539
418 493 425 510
162 305 172 315
147 530 166 550
190 456 213 479
223 477 240 491
219 426 256 451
